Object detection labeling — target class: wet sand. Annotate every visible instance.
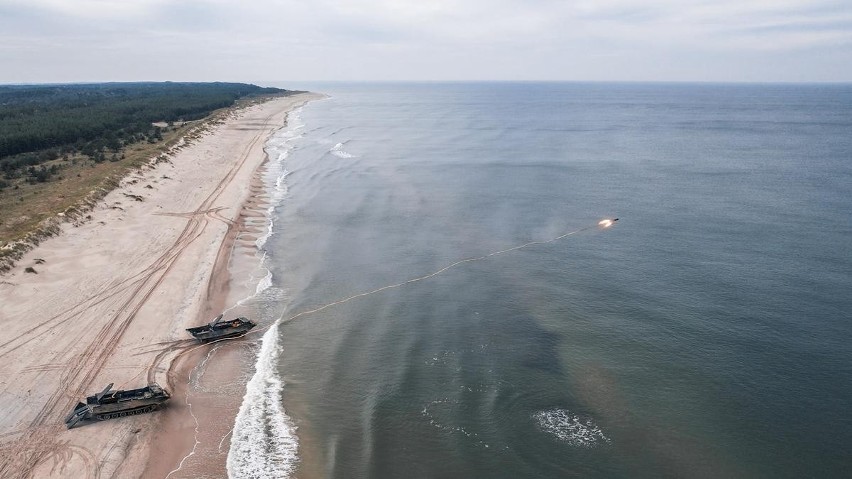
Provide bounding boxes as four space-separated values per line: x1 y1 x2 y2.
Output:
0 92 321 478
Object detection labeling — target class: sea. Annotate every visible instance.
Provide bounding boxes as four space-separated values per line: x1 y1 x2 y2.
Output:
225 83 852 478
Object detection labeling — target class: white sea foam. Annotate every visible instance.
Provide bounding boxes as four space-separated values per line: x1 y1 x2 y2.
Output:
533 408 610 447
226 107 305 478
256 115 296 250
330 142 354 158
254 268 273 296
226 320 299 478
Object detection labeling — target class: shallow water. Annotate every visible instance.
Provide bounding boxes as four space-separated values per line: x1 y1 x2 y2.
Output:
231 83 852 478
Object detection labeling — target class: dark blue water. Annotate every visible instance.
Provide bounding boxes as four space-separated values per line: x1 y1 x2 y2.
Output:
251 83 852 478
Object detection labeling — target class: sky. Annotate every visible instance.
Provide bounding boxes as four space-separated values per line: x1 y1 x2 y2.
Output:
1 0 851 84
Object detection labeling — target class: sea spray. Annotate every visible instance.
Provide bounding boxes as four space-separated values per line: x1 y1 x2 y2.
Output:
226 319 299 477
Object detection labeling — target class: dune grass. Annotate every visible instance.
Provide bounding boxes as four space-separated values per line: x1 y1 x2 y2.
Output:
0 94 286 272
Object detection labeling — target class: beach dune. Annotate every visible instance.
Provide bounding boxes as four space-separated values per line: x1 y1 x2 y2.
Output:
0 92 319 478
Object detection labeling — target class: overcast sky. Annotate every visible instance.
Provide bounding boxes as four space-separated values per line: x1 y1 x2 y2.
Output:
1 0 851 84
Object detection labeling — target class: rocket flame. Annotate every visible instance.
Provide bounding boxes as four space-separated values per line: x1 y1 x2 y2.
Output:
598 219 613 228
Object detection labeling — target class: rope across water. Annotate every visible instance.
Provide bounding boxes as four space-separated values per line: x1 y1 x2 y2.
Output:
278 220 609 326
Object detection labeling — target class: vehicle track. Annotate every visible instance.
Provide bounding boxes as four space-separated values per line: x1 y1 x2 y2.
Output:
0 107 286 478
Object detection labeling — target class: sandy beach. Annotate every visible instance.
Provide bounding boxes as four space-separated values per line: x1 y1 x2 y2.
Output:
0 92 321 479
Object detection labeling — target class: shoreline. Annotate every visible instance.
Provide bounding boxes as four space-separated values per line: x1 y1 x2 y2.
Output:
0 92 321 478
142 140 302 478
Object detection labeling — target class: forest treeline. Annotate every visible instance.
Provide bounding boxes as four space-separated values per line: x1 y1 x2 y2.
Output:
0 82 286 187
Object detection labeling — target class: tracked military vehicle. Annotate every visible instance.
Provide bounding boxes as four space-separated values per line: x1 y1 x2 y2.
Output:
186 314 256 342
65 383 169 428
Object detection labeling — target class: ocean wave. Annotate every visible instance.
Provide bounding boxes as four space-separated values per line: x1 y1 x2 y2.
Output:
255 109 300 250
256 219 274 250
255 167 289 250
226 320 299 478
228 251 270 311
254 268 273 296
330 142 354 158
533 408 610 447
226 106 305 478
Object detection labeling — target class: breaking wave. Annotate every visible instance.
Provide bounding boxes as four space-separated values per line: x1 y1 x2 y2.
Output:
255 109 302 249
254 268 273 296
330 142 354 158
226 107 305 478
226 320 298 478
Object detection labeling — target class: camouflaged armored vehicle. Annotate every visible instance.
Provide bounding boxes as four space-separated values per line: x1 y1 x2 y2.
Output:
186 314 256 342
65 383 169 428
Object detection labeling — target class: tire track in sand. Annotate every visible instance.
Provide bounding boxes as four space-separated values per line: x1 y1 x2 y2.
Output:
0 105 288 479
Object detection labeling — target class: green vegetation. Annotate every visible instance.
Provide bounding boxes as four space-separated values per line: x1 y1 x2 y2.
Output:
0 82 284 182
0 82 293 270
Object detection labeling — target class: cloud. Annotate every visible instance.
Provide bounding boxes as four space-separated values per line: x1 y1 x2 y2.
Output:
0 0 850 82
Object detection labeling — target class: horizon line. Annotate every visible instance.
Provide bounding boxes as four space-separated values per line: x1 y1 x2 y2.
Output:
2 79 852 87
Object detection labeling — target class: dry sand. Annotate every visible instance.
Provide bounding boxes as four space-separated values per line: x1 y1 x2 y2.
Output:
0 92 321 478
